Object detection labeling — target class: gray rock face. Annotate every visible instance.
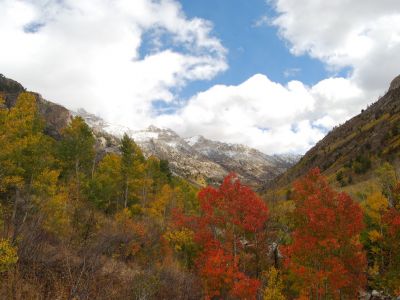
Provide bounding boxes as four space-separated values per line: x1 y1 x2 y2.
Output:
186 135 301 186
0 74 71 139
389 74 400 91
0 74 25 92
36 94 71 139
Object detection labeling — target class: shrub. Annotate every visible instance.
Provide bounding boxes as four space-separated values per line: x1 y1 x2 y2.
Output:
0 239 18 273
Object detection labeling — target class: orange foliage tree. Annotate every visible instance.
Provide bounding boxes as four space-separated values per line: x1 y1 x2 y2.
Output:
175 173 268 299
283 168 366 299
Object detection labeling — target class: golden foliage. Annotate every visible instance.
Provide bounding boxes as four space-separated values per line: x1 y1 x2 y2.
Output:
164 228 195 252
263 267 286 300
0 239 18 273
362 192 389 226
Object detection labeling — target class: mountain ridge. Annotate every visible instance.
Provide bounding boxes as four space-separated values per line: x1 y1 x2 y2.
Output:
76 108 300 187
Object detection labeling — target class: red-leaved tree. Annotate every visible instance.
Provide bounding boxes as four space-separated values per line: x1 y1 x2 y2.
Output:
283 168 366 299
175 173 269 299
382 207 400 292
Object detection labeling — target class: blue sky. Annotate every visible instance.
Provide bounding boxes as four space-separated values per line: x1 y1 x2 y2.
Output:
1 0 399 154
173 0 328 99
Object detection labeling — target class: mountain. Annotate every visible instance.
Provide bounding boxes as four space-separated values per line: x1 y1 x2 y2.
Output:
77 109 300 187
273 74 400 189
185 135 300 185
0 74 299 187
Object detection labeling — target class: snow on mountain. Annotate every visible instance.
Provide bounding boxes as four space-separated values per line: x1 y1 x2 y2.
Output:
76 109 301 187
185 135 202 147
184 135 300 185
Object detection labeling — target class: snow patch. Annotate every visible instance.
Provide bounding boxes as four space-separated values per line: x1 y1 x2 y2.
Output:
185 135 202 146
130 131 159 142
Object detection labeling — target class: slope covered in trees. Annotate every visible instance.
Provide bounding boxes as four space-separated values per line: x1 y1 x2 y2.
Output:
274 74 400 191
0 92 201 298
1 77 400 299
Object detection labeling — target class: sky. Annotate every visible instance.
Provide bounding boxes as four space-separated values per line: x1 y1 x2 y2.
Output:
0 0 400 154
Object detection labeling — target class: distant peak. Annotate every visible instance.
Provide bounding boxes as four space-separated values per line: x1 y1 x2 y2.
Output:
144 125 180 138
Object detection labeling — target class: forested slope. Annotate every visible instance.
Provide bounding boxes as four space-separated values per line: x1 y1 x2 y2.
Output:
274 75 400 190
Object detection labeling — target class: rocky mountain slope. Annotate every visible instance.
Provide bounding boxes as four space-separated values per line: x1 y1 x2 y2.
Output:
78 109 300 187
0 74 71 138
0 74 299 187
273 74 400 189
185 135 300 185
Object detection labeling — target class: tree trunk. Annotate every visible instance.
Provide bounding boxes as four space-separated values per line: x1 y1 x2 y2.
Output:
75 159 80 201
11 188 21 244
124 179 128 208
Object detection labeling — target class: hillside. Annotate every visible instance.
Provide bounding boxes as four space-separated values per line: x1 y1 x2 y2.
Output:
0 74 71 138
274 74 400 189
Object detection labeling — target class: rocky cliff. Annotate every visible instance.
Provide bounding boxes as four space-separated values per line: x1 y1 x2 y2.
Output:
0 74 71 139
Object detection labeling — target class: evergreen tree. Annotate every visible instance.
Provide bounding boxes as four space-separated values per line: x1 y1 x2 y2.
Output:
58 116 95 200
120 133 144 208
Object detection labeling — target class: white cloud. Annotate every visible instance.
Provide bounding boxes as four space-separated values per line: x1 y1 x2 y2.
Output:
252 15 271 28
1 0 399 155
156 74 367 154
0 0 227 128
156 0 400 154
271 0 400 92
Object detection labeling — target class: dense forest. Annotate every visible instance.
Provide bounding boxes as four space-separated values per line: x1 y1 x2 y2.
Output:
1 92 400 299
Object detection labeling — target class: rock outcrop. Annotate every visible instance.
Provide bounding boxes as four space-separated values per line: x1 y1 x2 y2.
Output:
389 74 400 91
0 74 71 139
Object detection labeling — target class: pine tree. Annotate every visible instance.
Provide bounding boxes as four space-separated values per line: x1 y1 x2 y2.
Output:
58 116 95 200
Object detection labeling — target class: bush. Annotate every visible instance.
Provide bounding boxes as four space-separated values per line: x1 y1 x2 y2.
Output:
353 155 371 174
0 239 18 273
336 170 346 187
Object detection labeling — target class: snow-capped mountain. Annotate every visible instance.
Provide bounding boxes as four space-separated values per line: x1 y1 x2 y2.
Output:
184 135 301 185
77 109 301 187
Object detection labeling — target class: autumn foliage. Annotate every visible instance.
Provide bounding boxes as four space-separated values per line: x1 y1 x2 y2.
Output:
3 91 400 299
283 168 366 299
175 173 269 299
380 207 400 292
